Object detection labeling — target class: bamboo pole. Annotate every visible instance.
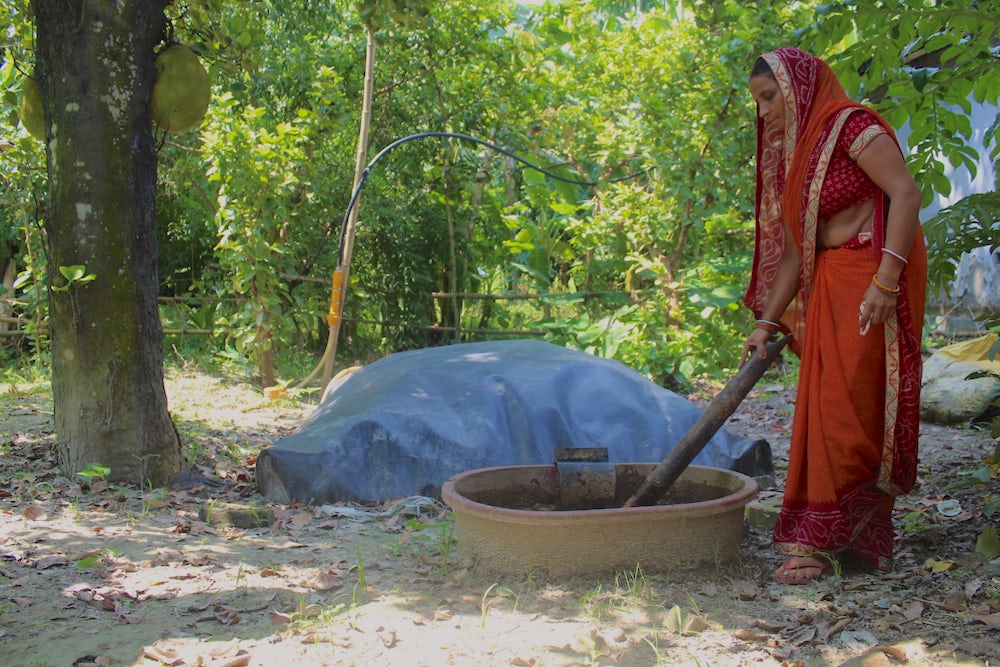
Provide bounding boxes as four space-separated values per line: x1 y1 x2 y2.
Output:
317 27 377 390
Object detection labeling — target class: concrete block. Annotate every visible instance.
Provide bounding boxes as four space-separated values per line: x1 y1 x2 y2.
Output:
746 493 783 530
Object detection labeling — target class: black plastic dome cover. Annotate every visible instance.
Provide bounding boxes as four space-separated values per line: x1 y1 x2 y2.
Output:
256 339 773 505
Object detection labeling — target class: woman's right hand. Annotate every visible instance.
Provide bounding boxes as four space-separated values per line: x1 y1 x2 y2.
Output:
741 327 773 366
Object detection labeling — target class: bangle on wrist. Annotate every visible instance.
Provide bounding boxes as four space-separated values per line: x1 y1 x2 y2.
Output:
871 274 900 295
755 319 781 332
881 247 908 264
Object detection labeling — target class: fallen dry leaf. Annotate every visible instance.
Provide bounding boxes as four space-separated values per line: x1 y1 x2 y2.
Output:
733 628 770 642
766 645 792 660
213 654 251 667
142 641 184 665
751 619 787 632
271 610 293 624
900 600 923 621
183 553 214 567
942 591 967 612
290 510 313 526
836 647 895 667
877 645 908 661
22 506 46 521
35 554 67 570
972 612 1000 630
310 568 345 591
816 617 852 642
67 548 102 562
211 606 242 625
295 631 352 648
274 540 307 549
731 580 758 600
787 624 817 646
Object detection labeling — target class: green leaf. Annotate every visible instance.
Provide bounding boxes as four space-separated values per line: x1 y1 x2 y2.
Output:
663 604 709 636
59 265 87 281
76 556 102 570
924 558 955 573
976 526 1000 560
522 167 547 186
77 463 111 480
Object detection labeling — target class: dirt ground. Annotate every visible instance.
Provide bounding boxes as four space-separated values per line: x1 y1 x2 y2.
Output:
0 364 998 667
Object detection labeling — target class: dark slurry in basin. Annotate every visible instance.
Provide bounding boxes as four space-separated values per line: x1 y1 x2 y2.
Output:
460 464 731 511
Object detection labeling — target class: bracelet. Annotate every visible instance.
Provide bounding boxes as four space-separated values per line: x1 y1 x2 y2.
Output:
871 274 901 295
881 247 908 264
755 319 781 332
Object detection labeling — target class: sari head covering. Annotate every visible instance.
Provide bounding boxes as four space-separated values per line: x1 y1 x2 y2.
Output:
743 47 899 349
742 47 926 498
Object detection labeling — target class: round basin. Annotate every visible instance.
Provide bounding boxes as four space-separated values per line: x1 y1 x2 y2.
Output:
441 463 758 577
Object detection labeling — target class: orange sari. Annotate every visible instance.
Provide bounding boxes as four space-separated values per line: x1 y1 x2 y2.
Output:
743 48 927 569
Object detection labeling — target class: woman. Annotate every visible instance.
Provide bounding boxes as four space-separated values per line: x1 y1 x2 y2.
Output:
741 47 927 583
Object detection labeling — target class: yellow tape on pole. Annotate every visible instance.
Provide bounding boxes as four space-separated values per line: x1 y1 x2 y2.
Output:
327 267 345 327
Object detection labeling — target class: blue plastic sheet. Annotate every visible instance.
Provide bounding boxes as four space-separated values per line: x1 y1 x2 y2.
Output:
256 340 772 504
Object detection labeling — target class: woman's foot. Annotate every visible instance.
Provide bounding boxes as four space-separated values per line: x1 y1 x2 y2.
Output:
770 556 833 584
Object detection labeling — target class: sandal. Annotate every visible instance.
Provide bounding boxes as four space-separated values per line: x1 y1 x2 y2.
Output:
770 556 833 584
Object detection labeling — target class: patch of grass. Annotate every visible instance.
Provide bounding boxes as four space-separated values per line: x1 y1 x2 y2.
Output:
615 564 654 604
394 517 456 571
285 592 357 638
579 581 621 622
900 508 931 535
480 582 520 629
579 566 665 625
350 547 367 603
0 352 51 386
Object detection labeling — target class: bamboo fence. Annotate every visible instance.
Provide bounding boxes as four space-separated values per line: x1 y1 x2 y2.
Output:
0 290 634 341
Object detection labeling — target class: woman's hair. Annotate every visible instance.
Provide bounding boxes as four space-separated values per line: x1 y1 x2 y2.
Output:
751 57 774 79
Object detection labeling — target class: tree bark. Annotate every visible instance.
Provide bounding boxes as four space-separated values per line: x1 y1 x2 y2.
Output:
33 0 181 486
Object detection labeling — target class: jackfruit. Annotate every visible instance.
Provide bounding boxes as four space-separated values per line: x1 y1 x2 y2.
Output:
19 77 45 141
151 45 211 132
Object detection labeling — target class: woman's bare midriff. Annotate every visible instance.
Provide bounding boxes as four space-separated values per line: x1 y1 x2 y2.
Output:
818 197 876 249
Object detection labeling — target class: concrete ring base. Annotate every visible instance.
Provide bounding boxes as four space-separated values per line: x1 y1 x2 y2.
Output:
441 463 759 578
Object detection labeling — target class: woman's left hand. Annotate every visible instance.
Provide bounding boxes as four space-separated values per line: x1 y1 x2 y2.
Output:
859 282 897 335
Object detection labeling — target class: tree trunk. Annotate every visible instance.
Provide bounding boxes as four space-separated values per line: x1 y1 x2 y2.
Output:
33 0 182 486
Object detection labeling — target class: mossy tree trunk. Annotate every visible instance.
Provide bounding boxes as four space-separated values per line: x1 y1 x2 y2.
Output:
33 0 182 486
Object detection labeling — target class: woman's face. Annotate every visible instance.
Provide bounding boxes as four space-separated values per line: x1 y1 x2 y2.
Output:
750 74 784 132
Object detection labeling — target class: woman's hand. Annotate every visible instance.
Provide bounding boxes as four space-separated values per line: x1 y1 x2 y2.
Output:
859 281 898 335
742 326 774 365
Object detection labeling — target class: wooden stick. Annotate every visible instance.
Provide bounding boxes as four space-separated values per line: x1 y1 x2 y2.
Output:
623 334 792 508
